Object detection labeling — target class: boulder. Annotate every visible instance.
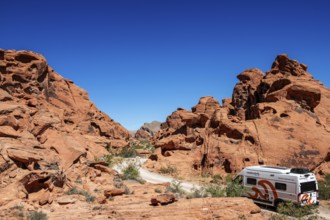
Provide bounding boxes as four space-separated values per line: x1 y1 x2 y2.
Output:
57 196 76 205
104 187 126 198
151 193 177 206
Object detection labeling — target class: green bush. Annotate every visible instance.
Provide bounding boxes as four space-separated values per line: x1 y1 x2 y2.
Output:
122 163 145 184
318 174 330 200
66 187 80 195
66 187 96 203
199 175 245 198
212 174 223 184
159 166 177 175
205 184 226 197
189 187 208 198
155 188 162 193
268 214 288 220
94 154 124 167
277 202 318 218
226 180 246 197
165 181 185 196
130 140 155 152
118 147 138 158
11 205 25 218
28 211 48 220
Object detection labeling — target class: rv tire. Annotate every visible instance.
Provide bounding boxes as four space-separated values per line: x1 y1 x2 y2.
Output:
274 199 284 210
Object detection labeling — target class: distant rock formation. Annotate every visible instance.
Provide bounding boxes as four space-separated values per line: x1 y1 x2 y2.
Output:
0 49 129 206
151 54 330 178
135 121 161 140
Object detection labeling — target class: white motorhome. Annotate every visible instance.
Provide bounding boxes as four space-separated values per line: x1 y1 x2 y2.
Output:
235 166 319 207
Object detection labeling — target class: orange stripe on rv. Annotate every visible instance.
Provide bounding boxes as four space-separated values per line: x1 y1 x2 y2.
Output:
248 180 278 200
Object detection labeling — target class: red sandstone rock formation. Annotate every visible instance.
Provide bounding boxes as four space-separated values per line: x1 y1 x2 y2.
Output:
135 121 161 140
0 49 129 206
151 54 330 178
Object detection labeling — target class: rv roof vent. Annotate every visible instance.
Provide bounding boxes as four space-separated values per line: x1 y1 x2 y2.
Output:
290 168 309 174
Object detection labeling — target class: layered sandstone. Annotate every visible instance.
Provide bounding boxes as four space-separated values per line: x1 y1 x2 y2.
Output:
151 54 330 178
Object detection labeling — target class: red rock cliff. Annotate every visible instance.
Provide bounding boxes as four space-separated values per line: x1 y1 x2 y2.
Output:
152 54 330 178
0 49 129 205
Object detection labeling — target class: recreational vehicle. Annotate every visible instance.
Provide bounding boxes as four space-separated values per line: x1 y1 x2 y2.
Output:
235 166 319 207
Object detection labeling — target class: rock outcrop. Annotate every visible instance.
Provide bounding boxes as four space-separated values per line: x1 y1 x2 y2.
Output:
151 54 330 178
0 49 129 206
135 121 161 140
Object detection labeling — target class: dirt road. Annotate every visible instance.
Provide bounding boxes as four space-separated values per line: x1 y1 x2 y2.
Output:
112 157 201 192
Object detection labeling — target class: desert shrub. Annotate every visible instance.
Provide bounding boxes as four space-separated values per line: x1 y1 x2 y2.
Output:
11 204 25 218
84 192 96 203
92 206 104 211
28 211 48 220
144 142 155 153
205 184 226 197
189 187 208 198
66 187 96 203
122 163 145 184
159 165 177 175
212 174 223 184
155 188 162 193
66 187 80 195
277 202 318 218
75 177 82 184
200 175 244 198
130 140 155 153
165 181 185 196
94 154 124 167
113 176 124 188
124 185 134 195
268 214 288 220
238 214 247 220
318 174 330 200
118 146 138 158
225 178 246 197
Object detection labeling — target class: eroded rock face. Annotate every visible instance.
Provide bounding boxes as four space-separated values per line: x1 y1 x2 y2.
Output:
135 121 161 140
152 55 330 178
0 49 129 206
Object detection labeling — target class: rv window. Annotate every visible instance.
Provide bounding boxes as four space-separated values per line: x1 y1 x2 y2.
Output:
301 181 317 193
275 182 287 191
247 178 257 185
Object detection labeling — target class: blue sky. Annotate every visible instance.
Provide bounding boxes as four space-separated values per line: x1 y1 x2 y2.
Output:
2 0 330 130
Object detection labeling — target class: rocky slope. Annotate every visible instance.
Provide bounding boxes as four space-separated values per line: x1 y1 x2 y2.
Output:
150 54 330 178
0 49 130 206
135 121 161 140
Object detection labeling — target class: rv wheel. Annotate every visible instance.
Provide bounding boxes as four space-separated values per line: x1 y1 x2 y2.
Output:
274 199 284 210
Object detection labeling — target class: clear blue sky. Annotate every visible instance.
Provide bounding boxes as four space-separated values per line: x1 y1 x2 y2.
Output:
2 0 330 130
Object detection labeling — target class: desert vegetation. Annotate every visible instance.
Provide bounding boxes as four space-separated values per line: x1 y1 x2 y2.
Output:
159 165 177 175
122 162 146 184
276 202 318 219
66 187 96 203
318 174 330 200
28 211 48 220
